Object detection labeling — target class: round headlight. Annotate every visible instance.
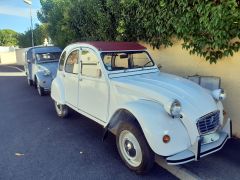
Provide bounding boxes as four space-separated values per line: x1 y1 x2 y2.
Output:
170 100 182 117
212 89 226 101
43 69 51 76
164 99 182 118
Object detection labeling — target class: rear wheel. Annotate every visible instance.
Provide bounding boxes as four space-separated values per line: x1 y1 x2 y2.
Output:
116 120 154 174
54 101 69 118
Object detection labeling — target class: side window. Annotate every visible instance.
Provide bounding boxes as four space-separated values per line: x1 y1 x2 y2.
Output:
64 50 79 74
59 51 66 71
81 49 99 78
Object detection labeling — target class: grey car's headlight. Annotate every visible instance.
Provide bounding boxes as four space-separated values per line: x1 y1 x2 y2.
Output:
212 89 226 101
38 66 51 76
164 99 182 118
43 69 51 76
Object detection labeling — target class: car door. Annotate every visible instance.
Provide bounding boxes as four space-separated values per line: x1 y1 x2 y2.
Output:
63 49 80 108
78 48 109 122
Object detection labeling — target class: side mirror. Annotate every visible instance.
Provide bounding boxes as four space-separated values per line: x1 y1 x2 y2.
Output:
157 64 162 69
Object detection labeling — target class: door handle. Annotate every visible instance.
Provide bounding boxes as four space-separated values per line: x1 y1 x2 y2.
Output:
62 73 65 78
79 78 82 81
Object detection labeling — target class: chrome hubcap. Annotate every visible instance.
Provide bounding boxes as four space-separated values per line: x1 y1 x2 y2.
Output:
55 101 62 114
37 82 41 94
119 130 142 167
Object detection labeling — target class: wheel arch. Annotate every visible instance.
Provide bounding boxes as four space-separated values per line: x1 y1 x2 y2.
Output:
104 100 191 156
51 76 65 104
107 108 141 135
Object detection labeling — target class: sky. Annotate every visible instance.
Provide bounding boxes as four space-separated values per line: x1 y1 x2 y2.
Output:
0 0 42 33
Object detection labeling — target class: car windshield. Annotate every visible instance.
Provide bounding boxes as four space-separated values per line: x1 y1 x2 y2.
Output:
35 52 61 63
101 51 154 71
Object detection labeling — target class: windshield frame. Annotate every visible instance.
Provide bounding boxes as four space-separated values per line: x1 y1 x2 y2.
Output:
35 51 62 64
100 50 155 72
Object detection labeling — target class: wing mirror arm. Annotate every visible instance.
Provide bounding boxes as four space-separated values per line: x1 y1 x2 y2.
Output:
157 64 162 70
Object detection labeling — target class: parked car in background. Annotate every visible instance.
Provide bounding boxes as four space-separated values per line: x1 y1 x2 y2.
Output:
24 46 62 96
51 42 232 174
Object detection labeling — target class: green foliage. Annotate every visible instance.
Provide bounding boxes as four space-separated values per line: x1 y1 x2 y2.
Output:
37 0 120 47
0 29 19 46
119 0 240 63
38 0 240 63
18 24 49 48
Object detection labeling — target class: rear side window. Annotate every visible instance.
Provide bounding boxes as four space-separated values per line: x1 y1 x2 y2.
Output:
59 51 66 71
81 49 99 78
65 50 79 74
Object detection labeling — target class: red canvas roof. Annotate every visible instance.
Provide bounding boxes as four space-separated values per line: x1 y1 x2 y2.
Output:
76 41 146 51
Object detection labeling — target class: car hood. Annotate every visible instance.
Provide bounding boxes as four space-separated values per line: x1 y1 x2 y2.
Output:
38 62 58 77
111 71 218 121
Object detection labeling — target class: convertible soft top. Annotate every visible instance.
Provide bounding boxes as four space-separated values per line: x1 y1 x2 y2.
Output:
74 42 147 52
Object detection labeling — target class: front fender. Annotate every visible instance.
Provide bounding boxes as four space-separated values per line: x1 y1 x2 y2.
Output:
112 100 191 156
51 76 65 104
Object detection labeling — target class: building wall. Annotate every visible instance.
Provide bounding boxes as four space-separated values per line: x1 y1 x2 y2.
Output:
144 41 240 137
15 48 28 65
0 52 16 64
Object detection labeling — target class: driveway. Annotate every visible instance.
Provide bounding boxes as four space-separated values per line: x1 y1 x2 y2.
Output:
0 65 176 180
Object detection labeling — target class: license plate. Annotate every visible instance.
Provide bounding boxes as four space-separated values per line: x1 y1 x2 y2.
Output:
201 132 220 145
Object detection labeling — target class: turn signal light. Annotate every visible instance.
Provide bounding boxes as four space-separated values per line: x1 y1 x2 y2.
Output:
163 135 171 143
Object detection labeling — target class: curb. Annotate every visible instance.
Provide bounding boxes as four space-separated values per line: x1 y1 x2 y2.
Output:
156 157 201 180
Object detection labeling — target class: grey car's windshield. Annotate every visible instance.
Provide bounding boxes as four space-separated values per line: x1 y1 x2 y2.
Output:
101 51 154 71
36 52 61 63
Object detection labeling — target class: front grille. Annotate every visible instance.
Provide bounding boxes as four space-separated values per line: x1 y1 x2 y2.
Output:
197 110 220 135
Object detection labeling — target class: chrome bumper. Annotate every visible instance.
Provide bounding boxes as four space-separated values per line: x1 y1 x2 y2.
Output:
166 118 232 165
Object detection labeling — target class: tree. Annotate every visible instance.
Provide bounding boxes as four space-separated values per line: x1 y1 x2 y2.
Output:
18 24 49 48
37 0 75 47
37 0 121 47
37 0 240 63
0 29 19 46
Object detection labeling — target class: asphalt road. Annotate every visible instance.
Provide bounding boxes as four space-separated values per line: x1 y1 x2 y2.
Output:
0 65 176 180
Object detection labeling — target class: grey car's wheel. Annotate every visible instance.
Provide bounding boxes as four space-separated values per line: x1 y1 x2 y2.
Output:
37 80 45 96
116 120 154 174
54 101 69 118
27 78 33 86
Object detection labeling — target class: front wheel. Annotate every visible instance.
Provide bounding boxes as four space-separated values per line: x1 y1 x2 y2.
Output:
37 80 45 96
54 101 69 118
27 78 33 86
116 120 154 174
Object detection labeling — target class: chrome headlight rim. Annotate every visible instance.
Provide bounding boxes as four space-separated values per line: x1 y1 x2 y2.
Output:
164 99 182 118
43 69 51 76
37 66 51 76
212 88 226 101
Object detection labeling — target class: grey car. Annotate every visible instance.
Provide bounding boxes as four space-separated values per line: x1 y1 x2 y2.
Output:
24 46 62 96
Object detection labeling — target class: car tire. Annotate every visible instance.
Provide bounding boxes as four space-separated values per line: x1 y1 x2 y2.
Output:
54 101 69 118
116 120 154 174
27 78 33 86
36 80 45 96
